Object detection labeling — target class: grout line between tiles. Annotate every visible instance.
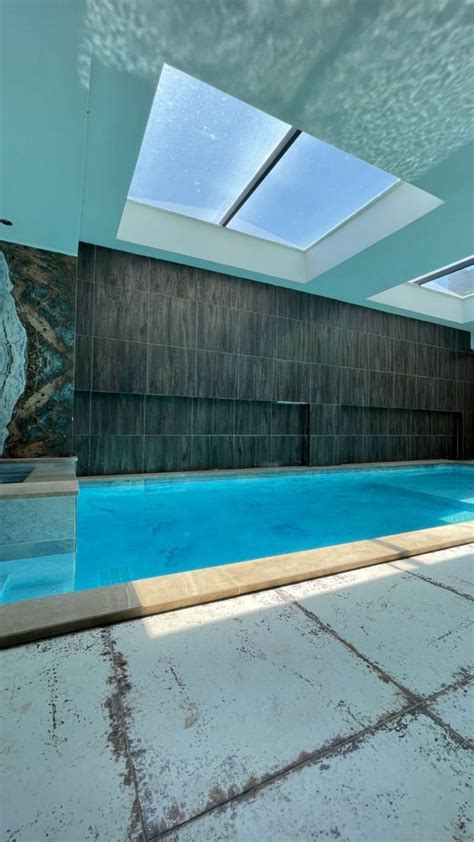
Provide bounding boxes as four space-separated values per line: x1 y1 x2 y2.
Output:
421 703 474 750
388 559 474 601
143 258 151 473
151 705 422 840
102 627 148 841
280 588 474 749
81 328 470 383
236 309 241 405
280 593 421 704
191 303 199 467
150 671 472 841
86 246 96 472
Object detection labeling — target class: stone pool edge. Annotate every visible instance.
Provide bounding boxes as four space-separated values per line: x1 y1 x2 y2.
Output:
1 520 473 649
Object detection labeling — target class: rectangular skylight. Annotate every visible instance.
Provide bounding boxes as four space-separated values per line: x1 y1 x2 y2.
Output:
128 65 291 224
412 258 473 299
227 132 399 249
127 64 412 256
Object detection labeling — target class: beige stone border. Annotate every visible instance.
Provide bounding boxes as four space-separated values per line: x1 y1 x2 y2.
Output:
1 521 472 649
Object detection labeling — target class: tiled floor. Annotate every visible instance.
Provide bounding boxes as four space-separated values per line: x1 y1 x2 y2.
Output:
1 544 473 841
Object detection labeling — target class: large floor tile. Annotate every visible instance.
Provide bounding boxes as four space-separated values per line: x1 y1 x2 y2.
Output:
0 630 142 842
283 562 473 697
110 590 404 837
428 681 474 743
170 710 472 842
393 543 474 598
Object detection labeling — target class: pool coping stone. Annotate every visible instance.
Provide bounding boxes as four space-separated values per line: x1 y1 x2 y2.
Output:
1 520 472 649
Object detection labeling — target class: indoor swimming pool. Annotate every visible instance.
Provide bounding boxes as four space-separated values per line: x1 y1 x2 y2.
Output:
1 463 473 604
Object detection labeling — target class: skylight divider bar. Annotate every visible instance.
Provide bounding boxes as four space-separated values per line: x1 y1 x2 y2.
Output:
219 127 301 227
412 256 473 287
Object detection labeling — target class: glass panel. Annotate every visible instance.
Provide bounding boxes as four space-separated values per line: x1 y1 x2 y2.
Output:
423 264 473 298
228 132 399 249
129 65 291 224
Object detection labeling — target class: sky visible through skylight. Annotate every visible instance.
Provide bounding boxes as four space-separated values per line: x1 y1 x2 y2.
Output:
129 65 290 223
227 133 398 248
420 263 474 298
129 64 400 250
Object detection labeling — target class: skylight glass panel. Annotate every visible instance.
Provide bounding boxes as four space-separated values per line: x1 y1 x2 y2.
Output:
227 133 399 249
129 65 291 224
421 263 473 298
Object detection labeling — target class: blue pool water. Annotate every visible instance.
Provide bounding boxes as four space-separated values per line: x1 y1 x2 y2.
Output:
1 464 473 603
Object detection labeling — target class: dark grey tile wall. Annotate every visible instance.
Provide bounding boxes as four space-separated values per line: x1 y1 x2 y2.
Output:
74 391 306 475
74 243 473 475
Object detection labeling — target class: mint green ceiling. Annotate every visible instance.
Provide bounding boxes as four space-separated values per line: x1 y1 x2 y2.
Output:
1 0 473 328
1 0 88 255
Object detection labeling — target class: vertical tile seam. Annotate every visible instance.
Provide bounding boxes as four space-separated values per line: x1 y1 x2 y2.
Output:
236 307 241 402
143 257 151 474
87 245 96 472
191 297 199 467
72 248 80 448
102 628 148 840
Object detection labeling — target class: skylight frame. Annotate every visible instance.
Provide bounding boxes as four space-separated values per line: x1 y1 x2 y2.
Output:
410 256 474 299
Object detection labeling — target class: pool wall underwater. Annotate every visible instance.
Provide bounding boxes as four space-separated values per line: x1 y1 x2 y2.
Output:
0 462 473 647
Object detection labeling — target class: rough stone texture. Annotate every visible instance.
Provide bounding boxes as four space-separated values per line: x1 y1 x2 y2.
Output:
0 544 472 841
0 242 76 458
0 252 27 452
